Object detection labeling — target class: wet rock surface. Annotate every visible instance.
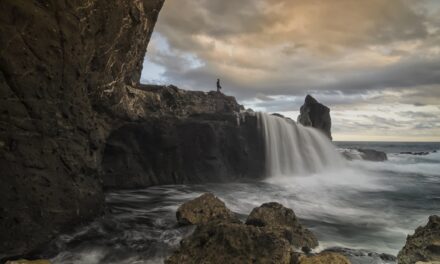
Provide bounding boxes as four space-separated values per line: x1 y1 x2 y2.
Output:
246 202 319 249
340 148 388 162
357 149 388 161
398 215 440 264
176 193 239 225
297 95 332 139
167 194 319 263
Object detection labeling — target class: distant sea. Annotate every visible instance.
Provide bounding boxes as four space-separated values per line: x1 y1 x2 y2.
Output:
335 141 440 154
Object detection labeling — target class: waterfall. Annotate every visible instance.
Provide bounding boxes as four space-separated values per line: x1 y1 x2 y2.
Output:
257 112 344 177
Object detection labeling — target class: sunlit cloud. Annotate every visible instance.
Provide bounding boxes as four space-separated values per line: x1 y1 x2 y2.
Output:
141 0 440 141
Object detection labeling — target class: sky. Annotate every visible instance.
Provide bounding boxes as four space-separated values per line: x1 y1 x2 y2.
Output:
141 0 440 142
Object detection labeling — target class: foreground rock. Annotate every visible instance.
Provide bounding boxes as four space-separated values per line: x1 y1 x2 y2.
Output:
246 202 318 249
176 193 239 225
291 252 351 264
166 222 293 264
297 95 332 140
398 215 440 264
167 194 320 263
340 148 388 162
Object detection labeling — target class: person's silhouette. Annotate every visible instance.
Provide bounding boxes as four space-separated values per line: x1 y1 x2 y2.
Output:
216 78 222 93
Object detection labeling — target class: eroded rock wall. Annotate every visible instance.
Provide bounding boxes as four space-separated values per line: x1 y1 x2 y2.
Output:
0 0 164 258
102 113 265 189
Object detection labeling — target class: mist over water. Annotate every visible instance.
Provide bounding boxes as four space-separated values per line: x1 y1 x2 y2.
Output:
48 117 440 264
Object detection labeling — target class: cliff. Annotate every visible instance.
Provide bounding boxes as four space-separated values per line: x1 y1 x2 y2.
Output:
0 1 267 259
0 0 164 258
101 85 265 189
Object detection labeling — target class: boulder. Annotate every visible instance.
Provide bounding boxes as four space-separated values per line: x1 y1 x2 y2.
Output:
339 148 387 162
166 222 292 264
297 95 332 140
167 197 321 264
357 149 387 161
246 202 318 249
398 215 440 264
176 193 239 226
291 252 351 264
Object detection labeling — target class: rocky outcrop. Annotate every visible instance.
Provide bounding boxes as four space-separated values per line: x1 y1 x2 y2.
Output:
246 202 318 249
340 148 388 162
176 193 239 225
166 222 293 264
167 194 319 263
297 95 332 139
357 149 388 161
400 151 433 156
0 0 164 258
398 215 440 264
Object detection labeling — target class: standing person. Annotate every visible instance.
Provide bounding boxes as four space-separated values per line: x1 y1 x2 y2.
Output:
216 78 222 93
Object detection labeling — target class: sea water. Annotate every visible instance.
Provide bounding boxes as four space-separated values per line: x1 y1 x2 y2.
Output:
47 141 439 264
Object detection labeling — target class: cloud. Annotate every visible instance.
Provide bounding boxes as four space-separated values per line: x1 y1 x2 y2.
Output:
141 0 440 140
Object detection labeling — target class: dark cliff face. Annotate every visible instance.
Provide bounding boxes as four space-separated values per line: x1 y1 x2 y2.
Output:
297 95 332 140
0 0 266 258
0 0 164 258
102 112 265 189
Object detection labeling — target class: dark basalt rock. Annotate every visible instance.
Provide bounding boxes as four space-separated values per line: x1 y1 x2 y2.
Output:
339 148 388 162
357 149 387 161
0 0 164 258
101 111 266 189
246 202 319 249
297 95 332 140
397 215 440 264
400 151 431 156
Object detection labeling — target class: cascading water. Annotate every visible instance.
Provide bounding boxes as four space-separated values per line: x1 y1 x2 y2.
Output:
257 112 344 177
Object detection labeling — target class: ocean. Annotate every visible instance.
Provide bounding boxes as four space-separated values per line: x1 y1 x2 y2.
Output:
48 141 440 264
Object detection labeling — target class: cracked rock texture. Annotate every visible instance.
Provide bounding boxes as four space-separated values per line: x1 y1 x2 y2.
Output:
398 215 440 264
0 0 164 258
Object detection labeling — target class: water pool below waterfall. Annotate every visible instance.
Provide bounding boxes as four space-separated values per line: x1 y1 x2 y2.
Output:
47 143 440 264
